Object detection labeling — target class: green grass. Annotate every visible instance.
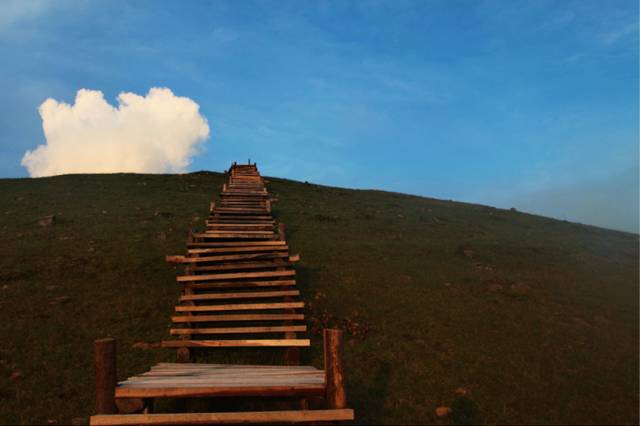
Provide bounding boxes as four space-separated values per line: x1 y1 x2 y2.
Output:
0 172 637 425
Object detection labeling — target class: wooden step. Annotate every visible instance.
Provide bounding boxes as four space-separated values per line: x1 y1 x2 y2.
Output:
180 290 299 302
186 247 288 255
168 253 290 264
175 302 304 313
204 230 274 236
187 241 285 248
183 279 297 290
170 325 307 335
205 223 272 228
90 410 354 426
171 313 304 323
190 261 292 273
197 234 275 240
161 339 310 348
177 270 295 283
208 215 273 220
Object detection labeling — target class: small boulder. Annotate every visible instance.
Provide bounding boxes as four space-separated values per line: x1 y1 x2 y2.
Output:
455 387 468 395
38 215 55 227
435 406 451 417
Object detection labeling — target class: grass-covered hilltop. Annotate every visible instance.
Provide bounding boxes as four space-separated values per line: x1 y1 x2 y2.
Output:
0 171 637 425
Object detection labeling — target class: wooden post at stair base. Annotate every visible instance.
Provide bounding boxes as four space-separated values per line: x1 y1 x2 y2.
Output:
323 329 346 409
209 201 215 212
95 338 117 415
278 223 286 242
265 199 271 213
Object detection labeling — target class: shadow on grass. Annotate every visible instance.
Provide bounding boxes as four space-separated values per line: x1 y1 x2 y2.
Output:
351 360 392 424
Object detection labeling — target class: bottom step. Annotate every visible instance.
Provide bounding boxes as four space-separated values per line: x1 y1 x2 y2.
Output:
90 409 354 425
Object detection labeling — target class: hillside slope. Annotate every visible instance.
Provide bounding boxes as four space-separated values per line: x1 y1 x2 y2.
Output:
0 172 637 425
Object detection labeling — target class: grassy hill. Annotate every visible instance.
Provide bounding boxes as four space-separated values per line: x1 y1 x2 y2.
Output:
0 172 637 425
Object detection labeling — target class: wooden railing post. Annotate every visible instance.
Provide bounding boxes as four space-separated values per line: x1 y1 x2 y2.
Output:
278 223 286 241
323 329 346 409
95 338 117 414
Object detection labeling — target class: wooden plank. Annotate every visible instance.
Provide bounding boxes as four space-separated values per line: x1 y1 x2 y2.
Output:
171 313 304 323
218 198 268 202
160 339 311 348
90 410 354 426
194 233 275 240
219 202 267 206
150 363 317 370
187 245 287 254
191 261 292 273
114 384 324 399
187 241 284 248
180 290 299 301
213 207 269 213
205 223 272 228
204 230 274 235
169 325 307 335
207 215 273 221
183 279 297 290
175 302 304 312
177 270 295 283
220 192 268 197
202 221 274 225
170 253 289 264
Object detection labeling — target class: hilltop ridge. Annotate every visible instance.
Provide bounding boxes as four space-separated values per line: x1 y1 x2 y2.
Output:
0 172 637 425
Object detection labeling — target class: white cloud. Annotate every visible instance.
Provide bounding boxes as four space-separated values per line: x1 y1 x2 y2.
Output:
22 88 210 177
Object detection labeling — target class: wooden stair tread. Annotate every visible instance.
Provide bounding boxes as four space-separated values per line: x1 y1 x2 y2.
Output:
170 325 306 335
190 261 293 273
183 280 297 290
160 339 311 348
177 270 295 282
175 302 304 312
180 290 300 301
90 410 354 425
187 246 288 255
169 253 290 264
171 313 305 323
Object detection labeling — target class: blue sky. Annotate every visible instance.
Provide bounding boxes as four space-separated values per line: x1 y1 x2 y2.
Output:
0 0 638 232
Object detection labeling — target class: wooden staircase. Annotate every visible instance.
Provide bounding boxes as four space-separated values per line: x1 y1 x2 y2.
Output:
89 162 354 425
